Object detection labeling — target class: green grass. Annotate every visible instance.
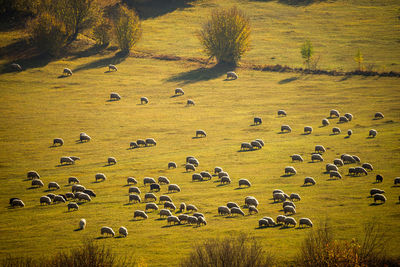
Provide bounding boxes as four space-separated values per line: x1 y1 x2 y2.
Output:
0 0 400 266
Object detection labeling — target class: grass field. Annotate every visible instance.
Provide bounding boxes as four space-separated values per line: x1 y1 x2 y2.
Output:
0 0 400 266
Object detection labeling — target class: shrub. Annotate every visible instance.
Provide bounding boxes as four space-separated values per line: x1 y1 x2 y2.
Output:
114 5 142 53
180 233 275 267
93 16 112 46
354 48 363 71
301 40 314 69
198 7 251 66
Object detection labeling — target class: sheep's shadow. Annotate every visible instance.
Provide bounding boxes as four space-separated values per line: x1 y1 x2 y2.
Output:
106 99 120 102
73 51 128 73
102 164 114 167
344 136 350 139
26 186 39 190
280 174 294 177
237 149 254 153
250 124 261 127
329 133 339 136
161 224 181 228
166 63 232 85
95 236 110 240
278 226 295 230
369 202 384 206
91 180 103 184
155 218 166 221
170 94 182 98
301 133 311 135
74 228 83 232
57 75 70 79
123 203 133 206
278 76 299 84
216 183 229 187
234 187 247 190
192 136 204 139
366 136 375 139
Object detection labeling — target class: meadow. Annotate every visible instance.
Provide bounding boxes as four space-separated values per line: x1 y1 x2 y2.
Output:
0 0 399 266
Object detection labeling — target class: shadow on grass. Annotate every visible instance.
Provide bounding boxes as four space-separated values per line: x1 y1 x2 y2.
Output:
251 0 325 6
278 76 299 84
301 133 311 135
72 51 128 73
166 64 232 85
216 183 230 187
234 187 246 190
74 228 83 232
369 202 384 206
280 174 294 177
161 224 181 228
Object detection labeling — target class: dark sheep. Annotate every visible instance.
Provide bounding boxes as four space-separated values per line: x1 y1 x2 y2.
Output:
254 117 262 125
150 183 161 192
376 174 383 183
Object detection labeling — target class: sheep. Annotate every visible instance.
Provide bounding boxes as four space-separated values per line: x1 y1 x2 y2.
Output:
245 196 259 207
240 142 252 151
218 171 229 179
53 195 66 203
326 164 338 172
197 216 207 226
160 209 172 218
63 68 72 76
150 183 161 192
129 194 141 203
394 177 400 185
145 203 159 211
145 138 157 146
185 163 196 172
108 157 117 165
48 182 60 190
168 162 177 169
311 154 324 162
238 179 251 187
273 193 286 202
129 187 141 194
39 195 51 205
315 145 326 153
284 166 297 175
290 193 301 201
159 197 172 205
344 113 353 121
376 174 383 183
355 167 368 176
254 117 262 125
217 206 231 216
186 204 198 212
347 129 353 137
119 226 128 237
72 184 85 193
27 171 40 180
144 193 157 202
362 163 373 171
230 207 245 216
60 156 75 165
77 193 91 202
178 214 189 223
250 140 262 149
164 201 176 211
283 206 296 215
281 125 292 133
342 154 356 164
291 154 304 162
108 64 118 71
369 129 377 137
227 71 238 79
248 205 259 215
187 216 198 225
278 110 287 116
304 126 313 134
134 210 148 220
330 109 340 118
374 112 384 119
67 202 79 211
255 139 265 146
95 173 106 182
127 177 137 185
330 171 342 179
68 177 80 184
193 212 204 218
46 193 56 200
168 184 181 193
200 171 212 180
188 158 199 166
101 226 115 237
276 215 286 225
140 97 149 104
370 188 385 196
175 88 184 95
322 118 330 126
32 179 44 187
284 217 297 227
373 194 386 203
130 142 138 148
299 218 313 228
79 219 86 230
179 203 186 212
80 134 91 142
214 167 223 174
304 177 316 185
348 167 356 176
333 159 344 167
283 201 296 209
138 139 148 146
10 198 24 207
196 130 207 137
110 92 121 101
227 202 239 209
187 99 195 106
192 173 203 182
167 216 181 225
143 177 156 185
11 63 22 71
339 116 349 123
332 127 341 134
221 176 231 184
158 176 170 185
259 219 268 227
53 138 64 146
352 155 361 163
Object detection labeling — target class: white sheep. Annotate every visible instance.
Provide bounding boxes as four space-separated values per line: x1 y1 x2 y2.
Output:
53 195 66 203
68 177 80 184
188 157 199 166
127 177 137 185
159 209 173 218
134 210 148 219
140 97 149 104
248 205 258 215
101 226 115 237
374 112 384 119
291 154 304 162
48 182 60 190
290 193 301 201
276 215 286 224
218 206 231 215
239 179 251 187
315 145 326 153
129 194 141 203
339 116 348 123
27 171 40 179
159 195 172 204
175 88 184 95
251 140 262 149
226 202 239 209
144 193 157 202
240 142 252 151
311 154 324 162
322 118 330 126
168 184 181 193
168 162 177 169
284 217 297 227
200 171 212 180
263 217 276 226
283 205 296 215
220 176 231 184
11 199 25 207
185 163 196 172
95 173 106 182
333 159 344 166
230 207 245 216
77 193 91 202
299 218 313 228
284 166 297 175
145 138 157 146
330 171 342 179
11 63 22 71
145 203 159 211
187 216 198 225
369 129 377 137
187 99 195 106
245 196 259 207
278 110 287 116
179 203 186 212
63 68 72 76
53 138 64 146
143 177 156 185
32 179 44 187
373 194 386 203
218 171 229 179
119 226 128 237
108 157 117 165
60 156 74 165
164 201 176 211
226 71 238 79
197 216 207 226
80 134 91 142
108 64 118 71
330 109 340 118
304 126 313 134
129 187 141 194
326 164 338 172
167 216 180 225
196 130 207 137
79 219 86 230
72 184 86 193
332 127 341 134
186 204 198 212
344 113 353 121
110 92 121 101
68 202 79 211
281 125 292 133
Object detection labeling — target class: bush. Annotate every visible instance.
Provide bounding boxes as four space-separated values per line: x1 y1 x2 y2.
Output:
301 40 313 69
198 7 251 66
93 16 112 46
180 234 275 267
115 5 142 53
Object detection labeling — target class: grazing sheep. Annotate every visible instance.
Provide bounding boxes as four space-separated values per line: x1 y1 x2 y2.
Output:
175 88 184 95
214 167 223 174
11 63 22 71
197 216 207 226
32 179 44 187
167 216 181 225
68 177 80 184
63 68 72 76
369 129 377 137
72 184 85 193
259 219 269 227
145 203 159 211
196 130 207 137
353 155 361 162
330 171 342 179
299 218 313 228
192 173 203 182
143 177 156 185
110 92 121 101
160 209 172 218
27 171 40 180
339 116 349 123
53 138 64 146
144 193 157 202
255 139 265 146
10 199 24 207
245 196 259 207
178 214 189 223
284 217 297 227
239 179 251 187
370 188 385 196
60 156 75 165
322 118 330 126
374 112 384 119
101 226 115 237
283 201 296 209
187 99 195 106
188 158 199 166
330 109 340 118
285 166 297 175
66 192 75 199
251 140 262 149
227 71 238 79
218 206 231 215
186 156 195 163
80 134 91 142
281 125 292 133
348 167 356 176
54 195 66 203
200 171 212 180
130 142 138 148
311 154 324 162
46 193 56 200
40 196 51 205
332 127 341 134
221 176 231 184
278 110 287 116
273 193 286 202
344 113 353 121
347 129 353 137
127 177 137 185
333 159 344 166
95 173 106 182
135 139 145 147
48 182 60 190
164 201 176 211
150 183 161 192
159 195 172 203
186 204 198 212
218 172 229 179
185 163 196 172
376 174 383 183
187 216 198 225
168 162 177 169
373 194 386 203
119 226 128 237
394 177 400 185
193 213 204 218
230 207 245 216
108 64 118 71
168 184 181 193
248 205 259 215
140 97 149 104
241 142 252 151
77 193 91 202
326 163 339 172
254 117 262 125
129 187 141 194
67 202 79 211
355 167 368 176
291 154 304 162
362 163 373 171
158 176 170 185
290 193 301 201
108 157 117 165
276 215 286 225
129 194 141 203
227 202 239 209
283 206 296 215
304 126 313 134
145 138 157 146
179 203 186 212
304 177 316 185
342 154 356 164
134 210 148 220
315 145 326 153
79 219 86 230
